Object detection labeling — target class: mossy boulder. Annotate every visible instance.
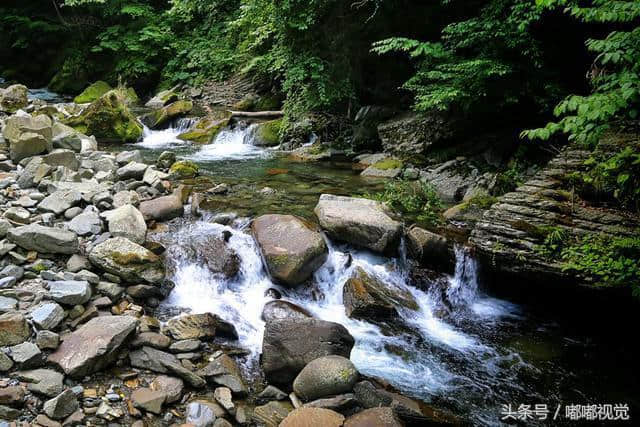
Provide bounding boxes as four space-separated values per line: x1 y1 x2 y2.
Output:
65 89 143 143
73 81 112 104
145 87 179 109
141 100 193 129
253 119 282 147
88 237 165 284
178 112 231 144
169 160 199 179
0 84 28 113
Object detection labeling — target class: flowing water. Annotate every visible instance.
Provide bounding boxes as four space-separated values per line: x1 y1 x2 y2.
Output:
112 121 638 424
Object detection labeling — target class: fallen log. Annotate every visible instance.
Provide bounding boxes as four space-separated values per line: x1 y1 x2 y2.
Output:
228 110 284 119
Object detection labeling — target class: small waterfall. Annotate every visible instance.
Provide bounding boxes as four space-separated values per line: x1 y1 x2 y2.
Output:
189 123 268 161
138 118 195 148
446 245 480 309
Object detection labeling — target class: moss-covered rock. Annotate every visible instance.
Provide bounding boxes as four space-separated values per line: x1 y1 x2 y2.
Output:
141 100 193 129
145 87 179 109
65 89 143 143
169 160 199 179
178 112 231 144
253 119 283 147
73 81 112 104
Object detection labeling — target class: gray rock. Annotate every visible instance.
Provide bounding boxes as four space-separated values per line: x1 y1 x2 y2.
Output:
261 300 312 323
4 206 31 224
35 330 60 349
115 150 143 165
129 346 206 388
113 190 140 208
0 351 13 371
64 206 83 219
103 204 146 244
88 237 165 283
43 389 79 420
258 385 288 402
169 339 200 353
38 189 82 215
7 224 78 254
150 375 184 404
0 312 30 346
48 316 138 377
0 84 28 113
197 353 247 395
66 254 91 273
13 368 64 397
314 194 401 254
214 387 234 414
68 209 103 236
51 122 83 152
48 280 91 305
0 296 18 313
186 401 218 427
8 342 44 368
96 281 124 301
139 195 184 221
43 150 79 170
116 162 148 180
293 355 358 401
29 302 65 330
131 387 166 414
130 332 171 349
252 214 327 286
164 313 236 341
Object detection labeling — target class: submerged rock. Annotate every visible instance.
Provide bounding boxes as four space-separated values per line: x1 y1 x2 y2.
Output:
89 237 165 283
261 318 354 384
48 316 138 377
314 194 402 254
252 214 328 286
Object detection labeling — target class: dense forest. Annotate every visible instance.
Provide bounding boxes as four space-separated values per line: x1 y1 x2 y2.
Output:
0 1 639 425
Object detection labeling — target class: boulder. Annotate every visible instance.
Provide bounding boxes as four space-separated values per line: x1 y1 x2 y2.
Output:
405 226 454 271
344 407 403 427
43 389 79 420
43 149 80 170
11 132 49 162
13 369 64 397
261 318 354 384
88 237 165 283
178 113 231 143
73 81 112 104
29 302 65 330
252 401 293 427
48 316 138 377
293 355 358 402
150 375 184 404
103 204 147 244
252 214 327 286
377 112 459 156
7 342 43 368
68 209 103 236
116 161 148 180
0 312 30 346
185 401 219 427
251 119 282 147
141 100 193 129
164 313 237 341
38 189 82 215
64 89 143 143
139 195 184 221
48 280 92 305
181 235 240 278
314 194 402 254
0 84 28 113
51 122 84 152
197 353 247 395
261 300 312 323
7 224 78 254
129 346 206 387
3 113 52 144
343 267 418 321
169 160 199 178
145 87 179 109
280 408 345 427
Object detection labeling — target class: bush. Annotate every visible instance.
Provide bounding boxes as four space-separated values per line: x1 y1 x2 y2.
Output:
365 180 443 227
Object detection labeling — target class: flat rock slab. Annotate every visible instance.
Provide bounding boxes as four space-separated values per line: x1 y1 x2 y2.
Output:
88 237 164 284
13 369 64 397
7 224 78 254
29 302 65 330
48 281 92 305
48 316 138 378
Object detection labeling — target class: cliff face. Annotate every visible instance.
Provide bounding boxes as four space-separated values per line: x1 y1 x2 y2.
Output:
469 141 640 287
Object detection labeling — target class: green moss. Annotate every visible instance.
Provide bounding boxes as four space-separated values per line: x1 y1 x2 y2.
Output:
74 81 112 104
373 158 403 170
178 114 230 143
111 251 149 265
256 119 282 146
144 99 193 128
254 94 282 111
460 194 498 212
170 160 199 178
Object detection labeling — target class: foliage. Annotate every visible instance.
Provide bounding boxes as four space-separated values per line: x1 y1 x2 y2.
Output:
492 160 527 195
522 0 640 145
365 180 443 227
372 0 556 116
534 226 570 258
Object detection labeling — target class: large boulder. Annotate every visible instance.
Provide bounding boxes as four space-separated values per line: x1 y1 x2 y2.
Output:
261 300 312 323
73 81 112 104
197 353 248 395
51 122 85 152
2 114 53 162
139 195 184 221
178 112 231 143
261 318 354 384
103 204 147 244
252 214 327 286
405 226 454 272
141 100 193 129
377 112 459 156
0 84 28 113
48 281 92 305
251 119 282 147
7 224 78 254
176 235 239 278
280 408 345 427
293 355 359 401
88 237 165 283
344 407 403 427
145 87 179 109
48 316 138 377
343 267 418 321
314 194 402 254
65 89 143 143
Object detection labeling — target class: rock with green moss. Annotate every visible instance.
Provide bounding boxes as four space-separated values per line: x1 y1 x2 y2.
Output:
169 160 199 179
73 81 112 104
253 119 282 147
141 100 193 129
360 158 403 178
145 87 179 109
88 237 165 284
65 89 143 143
178 112 231 143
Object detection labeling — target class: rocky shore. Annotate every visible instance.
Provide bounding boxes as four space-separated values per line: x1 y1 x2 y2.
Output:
0 86 459 426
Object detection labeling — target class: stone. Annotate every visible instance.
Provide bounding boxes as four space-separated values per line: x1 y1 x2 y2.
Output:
252 214 328 286
304 394 358 412
150 375 184 404
164 313 237 341
214 387 234 414
280 407 345 427
103 204 146 244
116 150 143 165
43 150 79 170
377 112 460 156
4 206 31 224
0 296 18 313
344 407 403 427
43 389 79 420
156 151 176 169
0 312 30 346
0 351 14 371
169 160 199 178
139 195 184 221
11 131 49 162
38 190 82 215
7 224 78 254
145 88 179 109
197 353 247 395
113 190 140 208
0 386 25 406
8 342 43 368
343 267 418 321
48 280 92 305
48 316 138 377
96 281 124 301
185 401 218 427
253 401 293 427
261 300 312 323
130 332 171 349
36 330 60 349
258 385 288 402
169 339 200 352
0 84 28 112
51 122 83 152
88 237 165 283
293 355 359 401
314 194 402 254
178 234 240 278
13 369 64 397
262 318 354 384
406 226 453 270
129 346 206 388
116 161 148 180
131 388 166 414
74 81 112 104
141 100 193 129
29 302 65 330
67 210 102 236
